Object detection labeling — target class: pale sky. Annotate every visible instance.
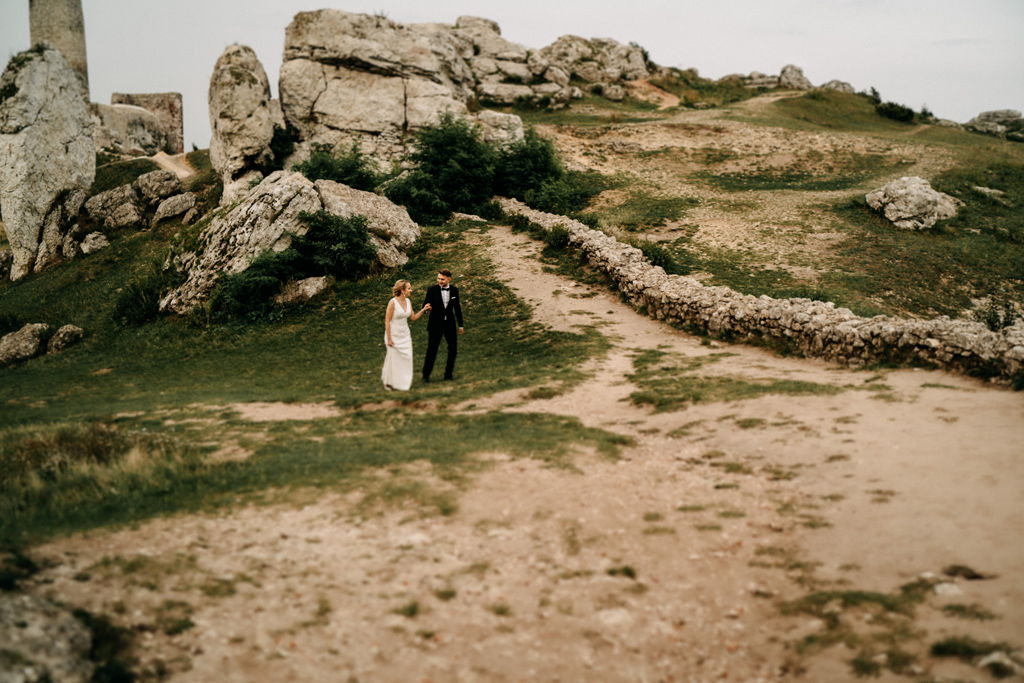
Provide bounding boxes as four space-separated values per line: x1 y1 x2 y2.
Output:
2 0 1022 149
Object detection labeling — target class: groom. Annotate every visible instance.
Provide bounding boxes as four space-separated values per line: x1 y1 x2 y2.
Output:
421 268 464 382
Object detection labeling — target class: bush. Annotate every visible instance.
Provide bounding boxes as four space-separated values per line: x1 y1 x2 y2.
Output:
267 123 300 173
293 142 380 191
544 225 571 250
111 264 167 327
494 128 564 199
524 170 610 215
875 101 915 123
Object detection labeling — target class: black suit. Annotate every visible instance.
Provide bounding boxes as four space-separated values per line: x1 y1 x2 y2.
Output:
421 284 464 380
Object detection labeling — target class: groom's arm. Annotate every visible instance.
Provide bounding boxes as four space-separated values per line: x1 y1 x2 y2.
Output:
453 288 464 328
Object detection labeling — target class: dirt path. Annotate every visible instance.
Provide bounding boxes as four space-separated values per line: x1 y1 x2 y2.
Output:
150 151 197 180
27 223 1023 681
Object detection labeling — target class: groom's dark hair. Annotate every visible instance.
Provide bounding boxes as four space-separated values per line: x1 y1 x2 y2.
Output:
438 269 452 278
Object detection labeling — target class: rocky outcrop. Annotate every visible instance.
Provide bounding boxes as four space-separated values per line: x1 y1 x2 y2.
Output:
0 593 94 682
497 198 1024 382
866 176 962 230
209 44 275 205
47 324 85 353
90 102 168 156
84 170 182 230
160 171 420 313
152 192 197 226
0 323 49 367
819 79 855 94
0 45 94 281
966 109 1023 140
274 276 330 304
778 64 813 90
111 92 184 154
537 35 648 84
743 71 778 89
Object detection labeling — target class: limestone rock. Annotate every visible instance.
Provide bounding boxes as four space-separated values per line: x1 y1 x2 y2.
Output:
84 184 143 229
111 92 184 154
0 45 94 281
47 324 85 353
477 81 535 105
778 65 813 90
274 276 331 304
79 232 109 254
474 110 525 146
866 176 962 230
315 179 420 268
539 35 648 84
604 84 626 102
161 171 422 312
744 71 779 88
280 10 473 163
819 79 854 93
90 102 168 156
966 109 1023 136
0 323 49 367
0 593 94 682
209 44 275 205
152 192 197 225
160 171 321 314
133 169 182 207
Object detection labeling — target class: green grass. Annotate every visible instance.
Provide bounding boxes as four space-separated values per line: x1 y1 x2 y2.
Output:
0 217 626 546
90 157 161 195
585 190 699 231
510 94 667 127
697 152 900 192
628 349 841 412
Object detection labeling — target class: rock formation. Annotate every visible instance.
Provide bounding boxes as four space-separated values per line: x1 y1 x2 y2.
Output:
84 170 182 230
819 79 855 94
0 323 49 367
209 44 275 205
966 109 1024 141
160 171 420 313
537 34 648 85
865 176 962 230
91 101 169 156
778 64 813 90
0 45 94 280
111 92 185 154
29 0 89 96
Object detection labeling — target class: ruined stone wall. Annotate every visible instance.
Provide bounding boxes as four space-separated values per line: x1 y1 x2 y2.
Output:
29 0 88 96
111 93 184 153
496 198 1024 383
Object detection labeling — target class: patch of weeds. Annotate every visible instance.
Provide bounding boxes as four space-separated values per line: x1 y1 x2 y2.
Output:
607 566 637 579
643 526 676 535
155 599 195 635
930 635 1013 660
642 512 663 522
764 466 799 481
668 420 704 438
942 603 998 620
434 588 457 601
735 417 767 429
694 523 722 531
713 483 739 490
717 509 745 519
868 489 897 503
825 454 851 463
676 504 706 512
489 603 512 616
395 601 421 618
71 608 135 681
589 190 699 231
943 564 993 580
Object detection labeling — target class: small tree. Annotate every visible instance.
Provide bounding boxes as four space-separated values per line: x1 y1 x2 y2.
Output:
293 142 380 191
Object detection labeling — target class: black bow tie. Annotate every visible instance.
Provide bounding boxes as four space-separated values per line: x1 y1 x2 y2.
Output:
441 287 449 291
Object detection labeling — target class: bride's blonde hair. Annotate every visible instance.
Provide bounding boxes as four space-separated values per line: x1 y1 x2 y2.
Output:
392 279 411 297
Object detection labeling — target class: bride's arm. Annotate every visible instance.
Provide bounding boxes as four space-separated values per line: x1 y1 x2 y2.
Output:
411 302 431 321
384 300 395 346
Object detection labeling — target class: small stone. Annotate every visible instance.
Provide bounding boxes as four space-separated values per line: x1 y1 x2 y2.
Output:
79 232 109 254
47 325 85 354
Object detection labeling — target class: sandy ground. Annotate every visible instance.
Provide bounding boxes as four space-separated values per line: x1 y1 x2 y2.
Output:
26 221 1024 681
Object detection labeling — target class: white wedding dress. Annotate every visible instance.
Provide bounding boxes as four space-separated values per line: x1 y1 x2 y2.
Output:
381 297 414 390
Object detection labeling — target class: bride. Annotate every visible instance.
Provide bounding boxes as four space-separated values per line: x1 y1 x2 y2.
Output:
382 279 430 391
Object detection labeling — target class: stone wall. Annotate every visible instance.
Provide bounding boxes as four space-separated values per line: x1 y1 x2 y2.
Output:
496 198 1024 383
29 0 88 96
111 92 184 153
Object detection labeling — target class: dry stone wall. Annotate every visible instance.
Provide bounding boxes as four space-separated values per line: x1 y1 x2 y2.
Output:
496 197 1024 383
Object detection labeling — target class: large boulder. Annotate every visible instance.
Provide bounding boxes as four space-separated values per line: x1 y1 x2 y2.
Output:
47 324 85 353
866 176 962 230
315 180 419 267
209 44 275 205
84 184 144 229
0 45 94 281
90 102 168 156
0 593 94 682
778 64 813 90
538 35 648 84
965 109 1023 137
160 171 421 313
0 323 49 367
279 9 473 163
133 169 182 207
819 79 855 94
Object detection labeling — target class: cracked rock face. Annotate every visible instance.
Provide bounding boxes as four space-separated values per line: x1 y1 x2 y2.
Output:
209 44 275 206
280 9 472 163
159 171 420 313
0 45 94 280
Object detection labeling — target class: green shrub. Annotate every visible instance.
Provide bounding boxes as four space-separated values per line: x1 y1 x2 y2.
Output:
544 225 571 250
524 170 611 215
267 123 300 173
293 142 380 191
384 170 452 225
111 264 167 327
207 211 375 321
875 101 915 123
495 128 564 199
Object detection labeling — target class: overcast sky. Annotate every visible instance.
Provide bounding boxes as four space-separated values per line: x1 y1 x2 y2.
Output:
2 0 1022 149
